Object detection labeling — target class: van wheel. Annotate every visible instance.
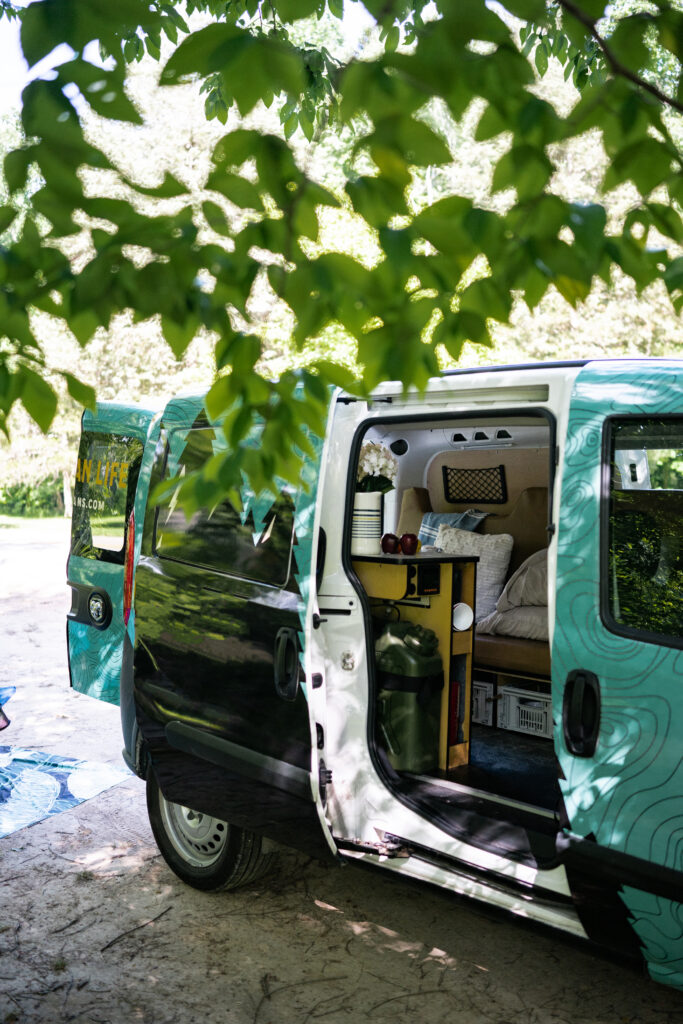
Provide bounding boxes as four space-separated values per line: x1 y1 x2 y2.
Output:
146 772 274 892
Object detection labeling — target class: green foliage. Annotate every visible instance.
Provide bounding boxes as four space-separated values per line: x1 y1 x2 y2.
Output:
0 0 681 507
0 474 64 516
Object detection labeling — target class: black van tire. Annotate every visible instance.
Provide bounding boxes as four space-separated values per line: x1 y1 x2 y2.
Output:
146 772 275 892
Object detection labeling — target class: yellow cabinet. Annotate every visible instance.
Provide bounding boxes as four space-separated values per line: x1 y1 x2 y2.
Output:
353 554 477 771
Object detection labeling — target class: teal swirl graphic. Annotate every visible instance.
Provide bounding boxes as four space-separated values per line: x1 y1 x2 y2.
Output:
69 403 161 705
553 360 683 987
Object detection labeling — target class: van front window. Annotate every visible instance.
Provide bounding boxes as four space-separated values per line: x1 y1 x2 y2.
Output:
71 431 143 562
605 418 683 644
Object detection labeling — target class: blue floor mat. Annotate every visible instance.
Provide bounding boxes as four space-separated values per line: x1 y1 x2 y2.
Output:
0 746 130 839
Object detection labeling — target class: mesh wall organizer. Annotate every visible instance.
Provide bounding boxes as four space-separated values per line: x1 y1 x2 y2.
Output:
442 464 507 505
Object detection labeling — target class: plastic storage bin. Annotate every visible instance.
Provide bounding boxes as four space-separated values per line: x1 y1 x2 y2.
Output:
498 686 552 739
472 680 495 727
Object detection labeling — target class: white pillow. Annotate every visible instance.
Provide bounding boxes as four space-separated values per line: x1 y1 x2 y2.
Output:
435 524 513 620
476 605 549 642
496 548 547 612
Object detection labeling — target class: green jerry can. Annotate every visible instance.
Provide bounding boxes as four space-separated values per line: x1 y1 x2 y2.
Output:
374 622 444 772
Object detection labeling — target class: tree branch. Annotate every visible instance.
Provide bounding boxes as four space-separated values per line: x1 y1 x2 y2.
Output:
557 0 683 115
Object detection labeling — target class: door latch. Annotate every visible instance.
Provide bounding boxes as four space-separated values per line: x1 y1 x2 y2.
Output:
563 669 601 758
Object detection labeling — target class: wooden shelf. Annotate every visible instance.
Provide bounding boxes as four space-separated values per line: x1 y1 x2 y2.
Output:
354 555 478 771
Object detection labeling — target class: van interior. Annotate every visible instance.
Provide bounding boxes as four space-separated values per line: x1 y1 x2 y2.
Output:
349 414 561 864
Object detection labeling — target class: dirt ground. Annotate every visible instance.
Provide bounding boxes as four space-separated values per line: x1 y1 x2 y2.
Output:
0 516 681 1024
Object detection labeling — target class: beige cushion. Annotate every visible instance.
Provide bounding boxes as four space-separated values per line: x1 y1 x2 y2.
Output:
435 524 513 620
497 549 547 612
477 605 549 642
396 486 431 537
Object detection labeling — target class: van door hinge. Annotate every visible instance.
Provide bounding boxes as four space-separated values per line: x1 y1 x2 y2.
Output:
318 760 332 800
335 834 410 859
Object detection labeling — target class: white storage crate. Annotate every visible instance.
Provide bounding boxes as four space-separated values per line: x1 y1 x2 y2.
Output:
498 686 552 739
472 680 495 727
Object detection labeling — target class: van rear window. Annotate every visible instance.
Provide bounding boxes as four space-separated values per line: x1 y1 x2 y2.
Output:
71 430 143 563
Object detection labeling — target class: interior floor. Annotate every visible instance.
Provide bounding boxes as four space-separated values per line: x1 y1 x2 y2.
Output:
382 726 563 870
448 724 561 811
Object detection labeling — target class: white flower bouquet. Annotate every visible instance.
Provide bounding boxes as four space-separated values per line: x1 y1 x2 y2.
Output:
356 442 397 493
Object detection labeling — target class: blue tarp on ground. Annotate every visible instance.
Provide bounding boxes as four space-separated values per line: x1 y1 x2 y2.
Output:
0 746 130 838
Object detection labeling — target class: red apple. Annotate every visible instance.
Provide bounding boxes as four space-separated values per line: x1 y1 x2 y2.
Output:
400 533 418 555
381 533 401 554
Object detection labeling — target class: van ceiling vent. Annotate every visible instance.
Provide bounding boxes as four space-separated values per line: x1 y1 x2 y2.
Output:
474 431 489 441
451 432 467 442
496 429 512 439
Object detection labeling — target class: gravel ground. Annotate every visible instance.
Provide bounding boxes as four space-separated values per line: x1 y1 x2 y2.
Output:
0 516 680 1024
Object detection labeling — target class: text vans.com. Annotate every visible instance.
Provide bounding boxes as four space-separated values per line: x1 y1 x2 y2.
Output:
75 496 105 512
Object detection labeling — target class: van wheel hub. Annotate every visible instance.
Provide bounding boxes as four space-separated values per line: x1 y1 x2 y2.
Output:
159 795 229 868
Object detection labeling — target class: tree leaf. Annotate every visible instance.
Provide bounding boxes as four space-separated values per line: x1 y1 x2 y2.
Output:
162 23 304 117
68 310 100 347
645 203 683 244
212 129 264 168
459 276 512 323
475 103 509 142
0 207 18 234
664 256 683 301
161 315 198 359
534 44 548 77
125 172 188 198
20 366 58 432
491 144 553 200
276 0 319 19
63 371 96 410
604 138 675 196
59 57 143 124
207 168 263 209
503 0 547 18
4 147 35 194
202 200 232 237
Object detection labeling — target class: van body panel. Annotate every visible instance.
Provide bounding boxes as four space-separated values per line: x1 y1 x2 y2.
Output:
554 360 683 985
67 402 160 704
132 398 338 860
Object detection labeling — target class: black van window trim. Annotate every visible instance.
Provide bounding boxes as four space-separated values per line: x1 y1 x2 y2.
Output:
599 414 683 652
342 406 558 828
151 432 295 590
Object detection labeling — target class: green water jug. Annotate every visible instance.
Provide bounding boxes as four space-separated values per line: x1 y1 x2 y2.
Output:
375 623 443 772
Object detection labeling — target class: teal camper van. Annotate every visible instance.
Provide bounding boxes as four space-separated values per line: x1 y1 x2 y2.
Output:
67 360 683 990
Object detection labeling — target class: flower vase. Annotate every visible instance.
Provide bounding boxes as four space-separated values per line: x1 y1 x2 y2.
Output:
351 491 383 556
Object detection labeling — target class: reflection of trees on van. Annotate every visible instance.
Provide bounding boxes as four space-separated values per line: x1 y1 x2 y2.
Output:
157 427 294 586
609 491 683 639
71 430 143 563
650 453 683 491
134 570 248 659
608 418 683 640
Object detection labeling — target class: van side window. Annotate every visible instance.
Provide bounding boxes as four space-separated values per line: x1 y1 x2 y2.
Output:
605 418 683 644
155 427 294 586
71 431 143 563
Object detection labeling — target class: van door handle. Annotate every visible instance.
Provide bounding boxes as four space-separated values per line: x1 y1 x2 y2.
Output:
563 669 601 758
274 628 300 702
